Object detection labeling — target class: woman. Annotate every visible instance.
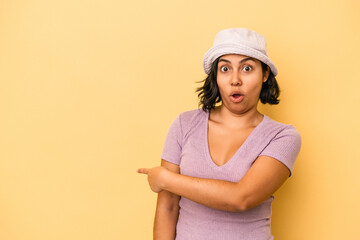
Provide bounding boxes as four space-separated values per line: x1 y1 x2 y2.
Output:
137 28 301 240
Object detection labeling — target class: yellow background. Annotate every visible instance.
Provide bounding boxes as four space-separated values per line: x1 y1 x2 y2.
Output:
1 0 359 239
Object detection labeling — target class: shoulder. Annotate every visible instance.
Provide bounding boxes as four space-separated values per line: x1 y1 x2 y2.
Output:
262 115 301 142
261 116 302 161
178 108 206 123
173 108 207 137
259 116 302 176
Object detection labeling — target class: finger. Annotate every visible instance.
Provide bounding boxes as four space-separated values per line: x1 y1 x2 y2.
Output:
137 168 149 174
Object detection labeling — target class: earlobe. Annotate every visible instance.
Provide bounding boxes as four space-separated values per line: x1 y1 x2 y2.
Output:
263 67 270 82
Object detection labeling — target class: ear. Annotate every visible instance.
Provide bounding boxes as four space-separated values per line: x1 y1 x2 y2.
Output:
263 66 270 82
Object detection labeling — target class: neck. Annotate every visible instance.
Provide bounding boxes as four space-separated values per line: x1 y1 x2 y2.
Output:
210 105 264 129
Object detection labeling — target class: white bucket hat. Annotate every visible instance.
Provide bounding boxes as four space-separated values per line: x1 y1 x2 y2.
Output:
203 28 278 76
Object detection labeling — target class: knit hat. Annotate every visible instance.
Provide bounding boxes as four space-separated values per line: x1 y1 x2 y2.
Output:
203 28 278 76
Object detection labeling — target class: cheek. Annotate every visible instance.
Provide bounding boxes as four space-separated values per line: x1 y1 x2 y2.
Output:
216 77 226 91
245 78 264 95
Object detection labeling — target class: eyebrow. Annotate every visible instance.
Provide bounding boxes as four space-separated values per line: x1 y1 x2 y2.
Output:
219 57 257 64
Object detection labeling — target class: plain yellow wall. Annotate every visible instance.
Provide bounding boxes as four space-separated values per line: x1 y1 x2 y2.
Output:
1 0 359 239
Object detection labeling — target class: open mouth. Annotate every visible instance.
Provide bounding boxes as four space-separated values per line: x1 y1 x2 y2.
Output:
230 93 243 102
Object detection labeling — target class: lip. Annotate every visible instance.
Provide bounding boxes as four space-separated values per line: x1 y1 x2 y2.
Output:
229 91 244 103
230 90 243 96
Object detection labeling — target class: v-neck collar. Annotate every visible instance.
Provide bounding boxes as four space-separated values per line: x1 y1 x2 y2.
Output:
203 110 267 169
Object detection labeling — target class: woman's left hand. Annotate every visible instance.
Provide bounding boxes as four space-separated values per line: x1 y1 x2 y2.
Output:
137 166 169 193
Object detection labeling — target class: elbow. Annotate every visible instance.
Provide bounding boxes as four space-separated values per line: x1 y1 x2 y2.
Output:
229 195 251 212
232 201 250 212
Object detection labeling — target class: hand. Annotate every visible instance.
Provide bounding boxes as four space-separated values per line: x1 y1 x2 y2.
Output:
137 166 168 193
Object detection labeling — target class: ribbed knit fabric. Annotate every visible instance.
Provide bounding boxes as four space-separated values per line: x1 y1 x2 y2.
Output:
161 108 301 240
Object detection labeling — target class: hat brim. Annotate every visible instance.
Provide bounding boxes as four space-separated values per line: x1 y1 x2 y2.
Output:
203 43 278 76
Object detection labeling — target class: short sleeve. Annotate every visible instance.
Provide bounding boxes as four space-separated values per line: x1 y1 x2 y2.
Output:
260 126 302 176
160 114 183 165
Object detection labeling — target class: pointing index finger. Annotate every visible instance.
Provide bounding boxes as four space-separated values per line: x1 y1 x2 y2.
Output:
137 168 149 174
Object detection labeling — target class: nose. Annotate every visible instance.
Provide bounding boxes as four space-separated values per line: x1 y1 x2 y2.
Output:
230 72 242 86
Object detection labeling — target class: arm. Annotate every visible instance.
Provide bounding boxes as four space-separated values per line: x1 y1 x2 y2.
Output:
153 159 180 240
138 156 289 212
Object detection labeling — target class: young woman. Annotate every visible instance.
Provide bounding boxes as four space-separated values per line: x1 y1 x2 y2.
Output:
138 28 301 240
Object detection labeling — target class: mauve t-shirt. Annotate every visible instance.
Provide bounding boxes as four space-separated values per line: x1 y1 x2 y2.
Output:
161 109 301 240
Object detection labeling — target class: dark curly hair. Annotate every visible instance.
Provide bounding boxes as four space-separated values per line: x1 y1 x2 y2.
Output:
196 57 280 111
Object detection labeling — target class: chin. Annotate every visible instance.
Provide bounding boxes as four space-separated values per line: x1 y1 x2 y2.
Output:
225 104 249 114
228 102 259 114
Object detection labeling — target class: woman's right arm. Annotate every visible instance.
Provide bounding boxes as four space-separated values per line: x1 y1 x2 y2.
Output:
153 159 180 240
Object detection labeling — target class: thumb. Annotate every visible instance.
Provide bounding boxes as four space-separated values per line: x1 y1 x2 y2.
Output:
137 168 149 174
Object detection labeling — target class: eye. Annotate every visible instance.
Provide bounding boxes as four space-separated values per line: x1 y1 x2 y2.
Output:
243 65 252 72
220 66 230 72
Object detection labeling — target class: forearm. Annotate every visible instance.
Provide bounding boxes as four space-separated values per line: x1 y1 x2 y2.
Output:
154 214 178 240
153 191 180 240
162 171 245 212
139 157 290 213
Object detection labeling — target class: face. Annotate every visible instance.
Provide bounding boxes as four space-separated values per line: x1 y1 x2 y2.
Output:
216 54 269 115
